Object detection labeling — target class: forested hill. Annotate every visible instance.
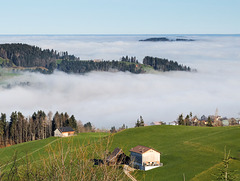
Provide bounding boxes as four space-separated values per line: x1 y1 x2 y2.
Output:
0 43 78 71
0 43 192 74
143 56 191 71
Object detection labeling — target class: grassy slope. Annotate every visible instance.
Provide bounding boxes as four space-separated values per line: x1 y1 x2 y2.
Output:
0 132 108 168
0 126 239 180
110 125 240 181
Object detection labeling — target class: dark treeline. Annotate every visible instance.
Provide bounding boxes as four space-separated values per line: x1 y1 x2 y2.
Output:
0 43 79 71
120 56 138 63
0 43 193 74
0 111 93 148
143 56 191 71
58 60 144 74
57 56 191 74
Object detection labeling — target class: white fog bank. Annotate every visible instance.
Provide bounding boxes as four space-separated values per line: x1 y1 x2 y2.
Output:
0 35 240 128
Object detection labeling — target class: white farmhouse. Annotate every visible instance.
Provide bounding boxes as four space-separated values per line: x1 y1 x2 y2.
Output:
54 127 75 137
168 121 178 126
130 145 162 171
150 122 161 126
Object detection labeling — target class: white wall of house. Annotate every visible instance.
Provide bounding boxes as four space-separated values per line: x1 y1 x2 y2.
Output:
169 121 178 125
130 149 161 170
62 132 69 137
142 149 160 165
54 129 62 137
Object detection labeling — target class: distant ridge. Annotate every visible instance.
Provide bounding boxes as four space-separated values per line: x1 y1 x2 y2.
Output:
139 37 195 42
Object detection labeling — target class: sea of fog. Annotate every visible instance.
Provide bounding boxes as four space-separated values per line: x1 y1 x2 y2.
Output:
0 35 240 128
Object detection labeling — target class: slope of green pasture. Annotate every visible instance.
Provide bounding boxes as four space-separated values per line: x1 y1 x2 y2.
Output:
0 137 57 164
110 125 240 181
1 126 239 181
0 132 109 168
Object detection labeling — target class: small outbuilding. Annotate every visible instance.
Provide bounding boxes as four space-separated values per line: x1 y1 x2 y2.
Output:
130 145 162 171
54 127 75 137
106 147 130 165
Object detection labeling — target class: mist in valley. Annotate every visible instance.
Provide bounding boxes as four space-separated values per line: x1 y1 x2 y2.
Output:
0 35 240 128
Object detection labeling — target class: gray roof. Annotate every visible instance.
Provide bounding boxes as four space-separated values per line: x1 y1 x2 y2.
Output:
58 127 74 133
106 147 123 162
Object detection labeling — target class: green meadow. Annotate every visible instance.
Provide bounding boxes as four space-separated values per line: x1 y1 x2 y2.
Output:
110 125 240 180
0 132 108 168
0 126 239 180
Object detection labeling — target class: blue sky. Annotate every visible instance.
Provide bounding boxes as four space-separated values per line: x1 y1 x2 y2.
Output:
1 0 239 34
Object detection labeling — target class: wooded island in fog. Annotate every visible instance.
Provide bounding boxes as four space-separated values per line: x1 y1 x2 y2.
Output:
0 43 192 74
139 37 195 42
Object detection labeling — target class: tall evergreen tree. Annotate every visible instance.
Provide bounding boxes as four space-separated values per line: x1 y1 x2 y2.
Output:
184 115 190 126
68 115 77 131
83 122 92 132
139 116 145 126
178 114 184 125
0 113 7 146
9 112 18 144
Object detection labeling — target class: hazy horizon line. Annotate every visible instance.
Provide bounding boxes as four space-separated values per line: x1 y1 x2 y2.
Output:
0 33 239 36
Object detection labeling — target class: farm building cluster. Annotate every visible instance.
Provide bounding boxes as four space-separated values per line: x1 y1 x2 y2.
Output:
105 145 163 171
150 114 240 127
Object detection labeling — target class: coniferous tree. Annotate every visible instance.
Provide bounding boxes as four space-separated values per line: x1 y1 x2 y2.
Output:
184 115 190 126
84 122 93 132
17 112 25 143
135 119 140 127
140 116 145 126
135 116 144 127
68 115 77 131
52 111 60 135
0 113 7 146
9 112 18 144
110 126 117 133
178 114 184 125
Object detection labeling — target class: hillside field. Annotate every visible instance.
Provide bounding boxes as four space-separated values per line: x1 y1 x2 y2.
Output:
0 132 109 169
0 126 239 180
111 125 240 180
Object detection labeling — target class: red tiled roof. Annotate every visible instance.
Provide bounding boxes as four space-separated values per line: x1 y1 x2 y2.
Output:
129 145 160 154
